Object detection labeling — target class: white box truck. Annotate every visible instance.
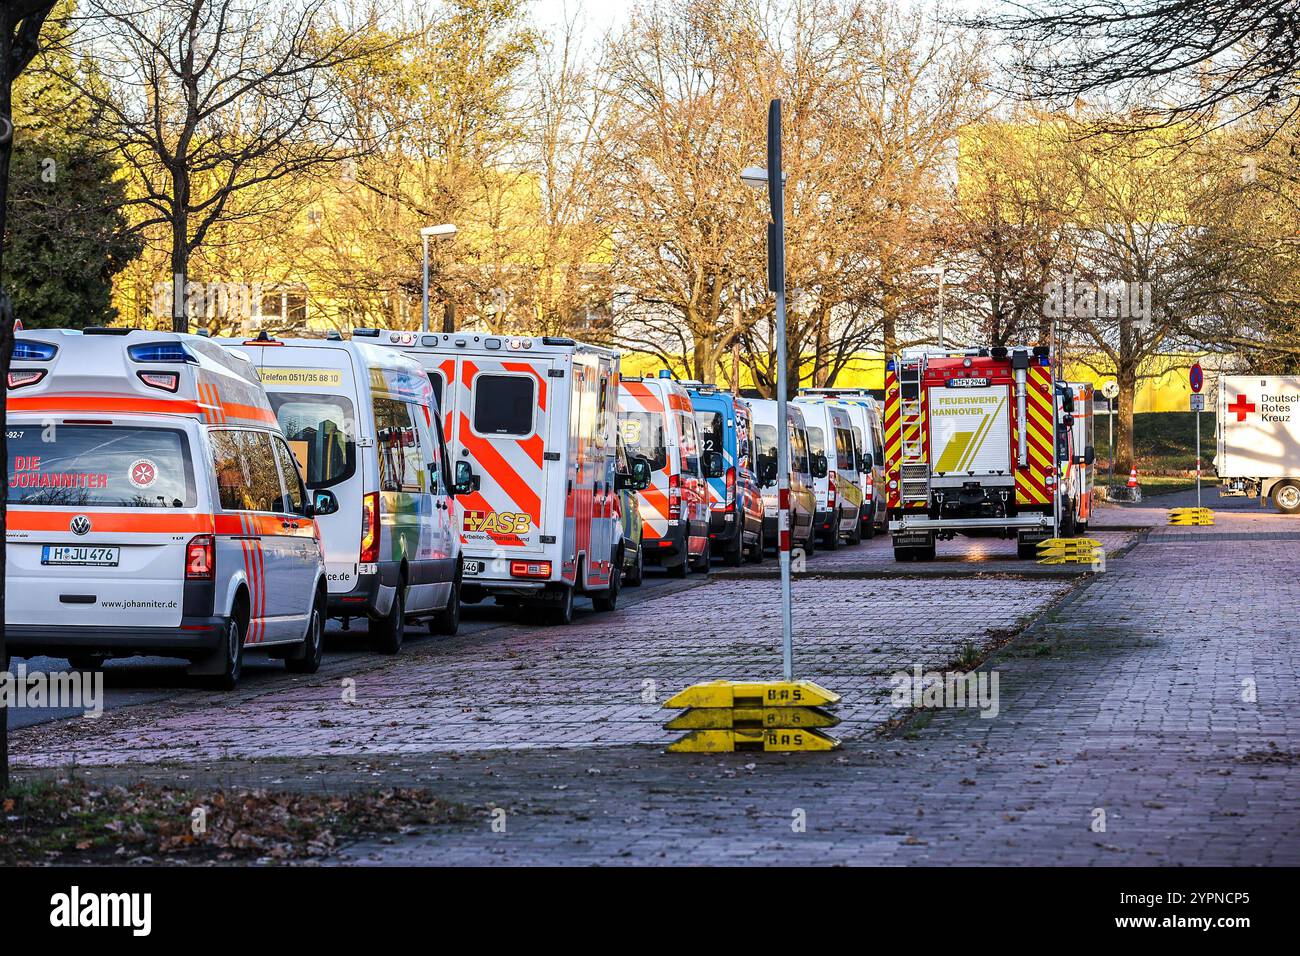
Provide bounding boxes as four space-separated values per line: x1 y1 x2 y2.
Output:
1215 375 1300 513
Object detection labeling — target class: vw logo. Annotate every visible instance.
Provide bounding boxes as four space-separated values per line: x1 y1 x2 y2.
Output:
70 515 92 536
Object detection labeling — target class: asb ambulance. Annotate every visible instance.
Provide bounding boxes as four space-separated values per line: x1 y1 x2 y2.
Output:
619 372 712 577
223 334 471 652
370 330 624 624
794 397 865 548
4 329 330 687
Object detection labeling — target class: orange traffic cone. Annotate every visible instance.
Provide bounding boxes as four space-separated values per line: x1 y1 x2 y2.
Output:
1127 467 1138 489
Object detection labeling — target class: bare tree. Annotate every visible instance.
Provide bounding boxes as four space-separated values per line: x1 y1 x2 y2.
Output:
67 0 367 331
982 0 1300 142
1 0 59 794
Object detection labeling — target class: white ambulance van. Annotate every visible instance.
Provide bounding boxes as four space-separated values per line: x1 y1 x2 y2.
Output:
794 398 865 548
368 330 623 625
744 397 817 554
618 372 713 577
798 388 888 537
5 329 330 687
224 334 472 651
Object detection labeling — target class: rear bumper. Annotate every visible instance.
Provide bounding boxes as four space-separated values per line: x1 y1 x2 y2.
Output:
889 513 1053 533
5 618 225 659
326 562 400 617
707 510 741 543
643 524 688 564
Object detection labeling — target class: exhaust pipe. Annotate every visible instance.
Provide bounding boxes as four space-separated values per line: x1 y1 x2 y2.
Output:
1012 349 1030 468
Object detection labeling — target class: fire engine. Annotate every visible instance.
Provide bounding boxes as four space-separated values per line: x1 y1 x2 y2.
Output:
884 346 1059 560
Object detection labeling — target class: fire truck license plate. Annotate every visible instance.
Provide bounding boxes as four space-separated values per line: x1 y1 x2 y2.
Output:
949 377 990 388
42 545 120 567
463 560 485 576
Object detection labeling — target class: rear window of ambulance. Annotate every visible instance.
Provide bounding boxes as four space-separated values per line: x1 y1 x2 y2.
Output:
473 374 534 436
6 425 196 508
696 409 724 456
619 410 668 471
269 393 356 489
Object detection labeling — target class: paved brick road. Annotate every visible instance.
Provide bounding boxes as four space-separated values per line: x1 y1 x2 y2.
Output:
12 497 1298 865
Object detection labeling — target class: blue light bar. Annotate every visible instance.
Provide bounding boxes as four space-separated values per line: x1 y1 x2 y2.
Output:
12 340 57 361
127 342 196 363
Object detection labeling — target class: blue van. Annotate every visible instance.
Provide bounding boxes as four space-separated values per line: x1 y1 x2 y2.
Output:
683 384 765 565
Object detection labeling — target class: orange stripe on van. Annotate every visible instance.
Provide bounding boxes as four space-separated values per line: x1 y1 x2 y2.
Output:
622 381 663 412
6 510 214 534
519 433 544 468
9 393 276 426
458 414 541 521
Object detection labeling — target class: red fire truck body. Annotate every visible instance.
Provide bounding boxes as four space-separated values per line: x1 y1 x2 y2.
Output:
883 346 1057 560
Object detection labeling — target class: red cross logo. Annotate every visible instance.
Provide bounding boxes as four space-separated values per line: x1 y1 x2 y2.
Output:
1227 394 1255 422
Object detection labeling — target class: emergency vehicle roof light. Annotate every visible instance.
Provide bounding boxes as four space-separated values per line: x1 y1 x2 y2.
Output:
352 328 380 337
326 330 343 340
127 342 198 364
12 340 56 361
658 369 673 379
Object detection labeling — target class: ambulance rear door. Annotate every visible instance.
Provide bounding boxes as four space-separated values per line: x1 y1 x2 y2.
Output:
5 418 199 630
445 352 557 575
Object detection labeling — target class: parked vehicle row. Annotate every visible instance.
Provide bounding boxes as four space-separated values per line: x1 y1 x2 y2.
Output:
3 327 891 687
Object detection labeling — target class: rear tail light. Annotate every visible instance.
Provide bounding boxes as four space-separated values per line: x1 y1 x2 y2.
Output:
865 472 874 500
137 370 179 392
668 472 682 520
186 534 215 580
828 473 837 506
7 369 45 389
360 492 380 563
510 560 552 579
725 467 736 510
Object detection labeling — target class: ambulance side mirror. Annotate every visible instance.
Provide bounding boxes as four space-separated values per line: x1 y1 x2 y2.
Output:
702 450 725 479
452 460 478 496
310 490 339 517
858 452 873 471
811 453 828 479
1082 445 1096 465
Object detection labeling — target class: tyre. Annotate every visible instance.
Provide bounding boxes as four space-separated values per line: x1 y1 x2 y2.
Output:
67 654 107 672
625 545 644 586
430 573 461 635
546 584 575 625
208 615 245 690
723 529 744 567
821 524 840 550
1272 481 1300 514
1060 505 1078 538
1017 537 1040 560
863 511 877 540
369 584 406 654
592 555 621 612
846 515 863 546
745 526 764 564
666 554 688 578
286 594 325 674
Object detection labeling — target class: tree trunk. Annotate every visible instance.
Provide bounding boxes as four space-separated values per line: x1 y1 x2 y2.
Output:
1116 362 1138 476
170 166 189 332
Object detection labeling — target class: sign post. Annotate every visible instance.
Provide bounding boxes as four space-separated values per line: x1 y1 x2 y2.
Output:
1190 363 1204 509
1101 380 1120 488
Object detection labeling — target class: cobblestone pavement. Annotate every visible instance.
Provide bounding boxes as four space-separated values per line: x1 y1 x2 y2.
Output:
10 573 1070 764
12 499 1299 865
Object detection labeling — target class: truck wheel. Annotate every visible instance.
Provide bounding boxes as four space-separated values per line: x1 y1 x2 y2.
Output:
1060 507 1077 538
430 575 461 635
847 516 863 546
625 545 644 586
286 594 325 674
892 543 913 562
821 524 840 550
369 585 406 654
666 554 688 578
1272 481 1300 514
863 513 877 540
746 526 764 564
592 558 620 612
546 585 575 625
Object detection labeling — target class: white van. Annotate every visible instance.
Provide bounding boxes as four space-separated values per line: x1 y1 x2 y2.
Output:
794 398 865 548
365 330 623 625
5 329 330 687
225 334 471 651
799 389 888 538
745 398 817 554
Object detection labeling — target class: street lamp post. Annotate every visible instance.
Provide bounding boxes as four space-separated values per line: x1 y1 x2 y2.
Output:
742 99 794 681
420 223 457 334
